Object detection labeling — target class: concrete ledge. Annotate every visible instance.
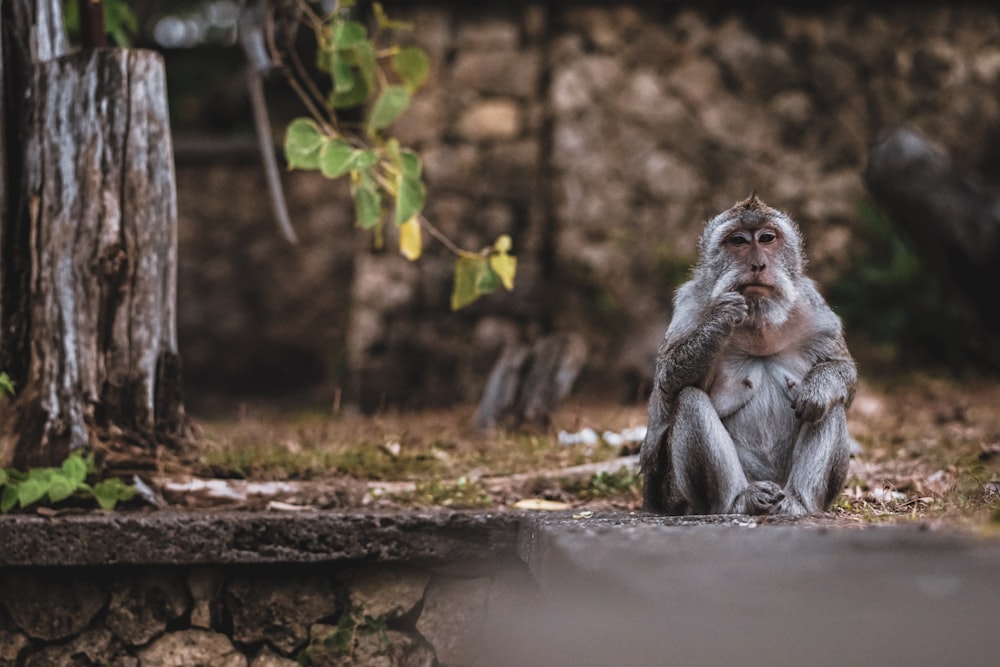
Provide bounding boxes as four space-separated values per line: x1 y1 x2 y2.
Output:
0 510 523 566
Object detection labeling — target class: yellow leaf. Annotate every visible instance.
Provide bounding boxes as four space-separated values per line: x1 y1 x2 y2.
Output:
513 498 573 511
399 217 422 260
489 252 517 291
493 234 512 253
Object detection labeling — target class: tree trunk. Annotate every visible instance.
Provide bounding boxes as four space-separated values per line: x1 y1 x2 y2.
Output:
865 127 1000 338
0 1 185 467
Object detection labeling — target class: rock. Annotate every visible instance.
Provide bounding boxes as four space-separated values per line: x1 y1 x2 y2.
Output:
455 18 519 51
138 629 246 667
0 629 27 664
0 571 107 640
640 151 702 200
452 50 541 97
455 99 522 141
666 58 721 108
551 55 622 114
24 629 134 667
390 92 448 146
250 646 298 667
106 569 190 645
226 574 339 654
355 630 435 667
344 568 430 620
188 567 225 629
415 576 492 666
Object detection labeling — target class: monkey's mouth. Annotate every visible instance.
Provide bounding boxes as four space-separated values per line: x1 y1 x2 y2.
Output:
737 283 775 298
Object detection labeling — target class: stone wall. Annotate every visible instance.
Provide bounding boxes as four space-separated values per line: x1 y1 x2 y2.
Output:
176 1 1000 410
0 561 531 666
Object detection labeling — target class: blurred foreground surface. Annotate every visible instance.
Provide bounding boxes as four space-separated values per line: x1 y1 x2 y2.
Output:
486 516 1000 667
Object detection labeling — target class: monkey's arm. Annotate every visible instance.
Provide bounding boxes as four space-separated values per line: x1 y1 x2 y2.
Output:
793 330 858 422
640 288 747 511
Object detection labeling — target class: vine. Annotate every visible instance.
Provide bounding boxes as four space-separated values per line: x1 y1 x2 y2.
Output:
280 0 516 309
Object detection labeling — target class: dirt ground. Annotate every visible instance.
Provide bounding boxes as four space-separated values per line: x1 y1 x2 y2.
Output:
138 374 1000 529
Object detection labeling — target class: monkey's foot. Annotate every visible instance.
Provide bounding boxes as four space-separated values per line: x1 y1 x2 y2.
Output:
767 494 810 516
729 481 784 515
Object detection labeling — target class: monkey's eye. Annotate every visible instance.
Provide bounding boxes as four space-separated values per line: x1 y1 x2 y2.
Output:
727 233 751 246
758 231 777 244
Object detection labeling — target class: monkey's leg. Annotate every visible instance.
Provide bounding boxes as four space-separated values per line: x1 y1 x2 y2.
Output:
671 387 783 514
773 405 851 515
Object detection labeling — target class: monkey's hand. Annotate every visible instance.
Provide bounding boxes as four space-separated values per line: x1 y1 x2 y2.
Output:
792 361 854 422
708 291 749 329
791 383 836 422
729 481 784 515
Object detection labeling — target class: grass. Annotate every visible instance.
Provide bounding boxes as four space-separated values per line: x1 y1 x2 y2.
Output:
181 375 1000 525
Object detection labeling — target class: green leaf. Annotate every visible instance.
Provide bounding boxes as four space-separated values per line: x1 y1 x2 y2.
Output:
351 150 379 171
332 19 368 49
319 138 356 178
399 217 422 261
1 485 17 513
331 53 359 94
394 151 425 225
61 453 88 486
330 42 376 109
285 118 326 170
92 478 135 511
366 86 410 136
47 472 78 504
452 256 495 310
17 475 49 508
392 47 430 93
0 372 15 397
354 173 382 229
476 265 501 293
0 469 6 485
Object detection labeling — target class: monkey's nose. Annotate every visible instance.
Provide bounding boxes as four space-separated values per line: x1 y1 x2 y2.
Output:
751 262 766 272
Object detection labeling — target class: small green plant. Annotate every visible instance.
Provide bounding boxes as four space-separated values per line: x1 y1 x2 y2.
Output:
829 199 989 369
282 1 516 309
62 0 139 47
0 451 135 513
298 605 389 665
401 476 493 508
562 467 642 501
0 372 14 398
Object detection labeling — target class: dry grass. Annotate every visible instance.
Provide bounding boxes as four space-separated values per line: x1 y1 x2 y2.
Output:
180 375 1000 525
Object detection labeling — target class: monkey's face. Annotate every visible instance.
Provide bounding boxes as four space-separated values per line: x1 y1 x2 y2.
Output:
699 195 806 326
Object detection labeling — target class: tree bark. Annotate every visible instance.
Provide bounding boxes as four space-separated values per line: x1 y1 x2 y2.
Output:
475 334 587 429
1 1 185 467
865 127 1000 337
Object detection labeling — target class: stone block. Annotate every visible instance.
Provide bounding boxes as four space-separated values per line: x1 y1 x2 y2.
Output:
452 51 541 97
415 576 492 666
456 99 522 142
227 574 339 654
24 629 134 667
188 567 225 629
344 567 430 620
250 646 299 667
0 571 107 641
138 629 246 667
106 569 190 645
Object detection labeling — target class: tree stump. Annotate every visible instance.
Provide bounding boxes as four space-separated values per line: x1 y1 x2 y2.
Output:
0 48 185 467
475 334 587 429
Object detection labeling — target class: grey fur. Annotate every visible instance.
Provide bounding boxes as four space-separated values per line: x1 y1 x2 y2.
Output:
640 195 857 516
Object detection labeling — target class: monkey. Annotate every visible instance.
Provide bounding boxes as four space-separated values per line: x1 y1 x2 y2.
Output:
639 194 857 516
